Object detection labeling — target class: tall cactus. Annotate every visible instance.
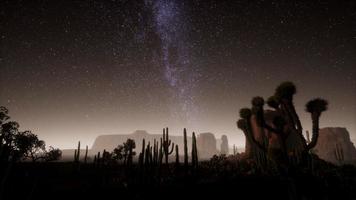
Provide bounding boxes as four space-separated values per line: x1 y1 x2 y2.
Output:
74 149 77 162
97 151 101 166
139 138 145 167
74 141 80 162
162 127 174 164
183 128 188 168
84 145 88 164
159 138 163 165
233 144 238 155
145 142 151 165
153 139 158 166
175 145 179 166
191 132 198 168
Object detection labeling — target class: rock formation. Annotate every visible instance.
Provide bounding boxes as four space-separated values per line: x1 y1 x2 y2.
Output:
91 130 192 155
61 130 229 161
314 127 356 164
196 132 218 159
220 135 229 154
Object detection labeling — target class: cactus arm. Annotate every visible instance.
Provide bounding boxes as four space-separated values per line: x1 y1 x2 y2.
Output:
168 143 174 154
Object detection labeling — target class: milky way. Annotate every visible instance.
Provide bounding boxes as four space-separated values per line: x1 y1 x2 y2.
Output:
145 0 198 126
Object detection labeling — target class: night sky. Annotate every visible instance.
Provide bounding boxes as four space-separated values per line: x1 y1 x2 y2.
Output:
1 0 355 149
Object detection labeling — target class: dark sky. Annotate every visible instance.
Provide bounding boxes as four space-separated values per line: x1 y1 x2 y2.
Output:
1 0 355 149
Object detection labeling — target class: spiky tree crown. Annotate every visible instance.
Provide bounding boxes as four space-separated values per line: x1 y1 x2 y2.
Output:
267 96 280 109
237 119 247 129
252 96 264 107
275 81 296 101
306 98 328 114
239 108 252 119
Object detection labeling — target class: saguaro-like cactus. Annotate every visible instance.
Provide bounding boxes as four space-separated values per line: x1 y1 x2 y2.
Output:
183 128 188 167
74 141 80 162
233 144 238 155
84 145 88 163
139 138 145 167
153 139 158 166
175 145 179 166
162 127 174 164
191 132 198 168
159 138 163 165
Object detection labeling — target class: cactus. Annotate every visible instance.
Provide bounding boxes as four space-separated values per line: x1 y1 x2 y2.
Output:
183 128 188 168
139 139 145 167
84 145 88 164
175 145 179 166
233 144 238 155
334 143 344 165
153 139 158 166
162 127 174 164
97 151 101 166
74 141 80 162
145 142 151 165
191 132 198 168
159 138 163 165
74 149 77 162
93 155 97 165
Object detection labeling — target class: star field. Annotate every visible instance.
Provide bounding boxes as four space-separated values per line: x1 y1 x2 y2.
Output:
0 0 355 148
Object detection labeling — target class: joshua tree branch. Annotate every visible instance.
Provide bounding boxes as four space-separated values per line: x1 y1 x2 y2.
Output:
238 120 267 152
263 124 284 135
288 101 303 133
306 113 320 150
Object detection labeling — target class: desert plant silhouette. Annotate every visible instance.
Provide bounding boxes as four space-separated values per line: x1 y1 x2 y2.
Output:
237 81 328 168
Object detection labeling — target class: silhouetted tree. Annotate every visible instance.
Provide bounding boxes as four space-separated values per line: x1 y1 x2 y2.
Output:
0 120 19 161
237 82 328 167
14 131 46 162
112 144 125 163
123 139 136 166
1 106 62 163
45 146 62 162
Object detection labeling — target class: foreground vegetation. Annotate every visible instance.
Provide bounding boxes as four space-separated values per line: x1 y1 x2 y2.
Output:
1 82 355 199
1 155 356 200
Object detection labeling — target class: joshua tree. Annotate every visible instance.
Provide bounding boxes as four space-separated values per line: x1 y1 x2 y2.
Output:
237 82 328 166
